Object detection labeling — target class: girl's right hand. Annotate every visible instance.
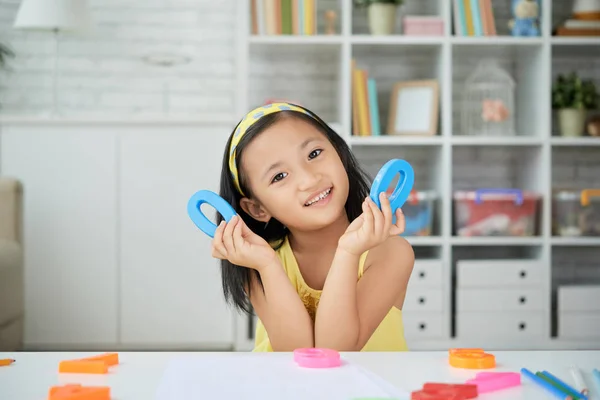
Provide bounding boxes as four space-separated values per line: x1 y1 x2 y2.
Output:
211 215 278 272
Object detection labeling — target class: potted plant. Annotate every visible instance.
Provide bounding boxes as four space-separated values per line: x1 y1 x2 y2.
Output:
354 0 404 35
552 72 599 137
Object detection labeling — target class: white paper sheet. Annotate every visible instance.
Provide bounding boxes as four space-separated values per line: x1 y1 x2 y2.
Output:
155 353 409 400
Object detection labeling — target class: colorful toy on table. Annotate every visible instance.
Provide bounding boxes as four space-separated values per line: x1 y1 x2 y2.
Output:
466 372 521 394
187 159 415 238
411 382 478 399
58 353 119 374
448 348 496 370
508 0 540 36
48 384 110 400
0 358 15 366
293 348 341 368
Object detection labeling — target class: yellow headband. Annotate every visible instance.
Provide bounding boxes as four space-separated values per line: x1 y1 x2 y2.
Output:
229 102 314 196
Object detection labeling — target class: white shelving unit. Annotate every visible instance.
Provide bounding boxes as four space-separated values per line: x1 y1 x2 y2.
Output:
233 0 600 351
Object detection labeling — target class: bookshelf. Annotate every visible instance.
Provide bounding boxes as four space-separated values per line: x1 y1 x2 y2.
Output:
234 0 600 351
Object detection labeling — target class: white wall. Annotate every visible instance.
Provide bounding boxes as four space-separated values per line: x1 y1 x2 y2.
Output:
0 0 236 120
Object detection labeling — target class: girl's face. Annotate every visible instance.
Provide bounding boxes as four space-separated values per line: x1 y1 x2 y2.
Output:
238 116 350 231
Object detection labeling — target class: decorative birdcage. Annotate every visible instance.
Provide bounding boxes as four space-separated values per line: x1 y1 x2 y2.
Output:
461 59 516 136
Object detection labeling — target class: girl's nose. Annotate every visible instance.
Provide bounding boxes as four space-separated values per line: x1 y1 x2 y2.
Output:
297 168 321 191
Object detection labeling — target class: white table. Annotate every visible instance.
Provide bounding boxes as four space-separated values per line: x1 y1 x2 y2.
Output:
0 351 599 399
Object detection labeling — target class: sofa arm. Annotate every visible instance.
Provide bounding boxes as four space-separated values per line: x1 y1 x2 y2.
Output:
0 177 22 244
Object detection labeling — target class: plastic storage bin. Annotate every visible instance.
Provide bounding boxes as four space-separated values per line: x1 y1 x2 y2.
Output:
384 189 437 236
402 190 437 236
453 189 541 237
553 189 600 236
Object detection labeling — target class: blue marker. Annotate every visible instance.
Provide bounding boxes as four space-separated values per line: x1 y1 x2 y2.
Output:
521 368 572 399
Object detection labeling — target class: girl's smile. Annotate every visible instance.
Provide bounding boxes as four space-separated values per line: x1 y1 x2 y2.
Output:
304 187 332 207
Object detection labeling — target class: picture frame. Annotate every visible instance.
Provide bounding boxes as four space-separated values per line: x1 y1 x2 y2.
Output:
387 80 439 136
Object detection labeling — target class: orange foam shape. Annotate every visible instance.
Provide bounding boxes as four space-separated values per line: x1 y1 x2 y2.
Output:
449 348 495 369
48 384 110 400
59 353 119 374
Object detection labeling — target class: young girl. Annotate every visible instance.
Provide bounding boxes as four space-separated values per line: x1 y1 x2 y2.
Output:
211 102 415 352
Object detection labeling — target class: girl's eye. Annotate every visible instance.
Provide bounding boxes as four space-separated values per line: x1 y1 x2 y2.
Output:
271 172 287 183
309 149 322 159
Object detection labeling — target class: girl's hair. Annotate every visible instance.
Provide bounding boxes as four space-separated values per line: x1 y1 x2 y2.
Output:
216 104 372 314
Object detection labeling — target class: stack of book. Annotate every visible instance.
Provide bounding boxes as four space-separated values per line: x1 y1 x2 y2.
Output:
452 0 497 36
351 60 381 137
555 19 600 36
250 0 317 35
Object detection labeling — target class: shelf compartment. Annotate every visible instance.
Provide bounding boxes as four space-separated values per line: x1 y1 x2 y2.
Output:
551 0 600 40
452 44 546 138
551 43 600 138
350 43 444 137
248 42 342 125
352 0 445 36
452 146 545 241
551 246 600 338
352 145 444 237
249 0 344 36
551 146 600 194
453 146 544 192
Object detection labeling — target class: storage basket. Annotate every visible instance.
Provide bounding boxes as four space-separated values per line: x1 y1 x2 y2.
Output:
553 189 600 236
453 189 541 236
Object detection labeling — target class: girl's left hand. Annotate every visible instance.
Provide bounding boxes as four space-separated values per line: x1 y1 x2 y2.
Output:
338 193 405 256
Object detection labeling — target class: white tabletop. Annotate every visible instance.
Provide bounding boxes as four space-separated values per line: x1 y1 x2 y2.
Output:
0 351 599 399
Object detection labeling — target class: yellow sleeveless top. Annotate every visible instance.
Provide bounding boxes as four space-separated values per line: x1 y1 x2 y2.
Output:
253 236 408 352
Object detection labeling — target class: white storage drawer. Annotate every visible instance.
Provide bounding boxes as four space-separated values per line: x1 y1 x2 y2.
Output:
558 312 600 339
457 288 544 311
558 285 600 312
456 312 545 338
403 288 444 312
403 312 447 339
457 259 543 287
409 259 443 287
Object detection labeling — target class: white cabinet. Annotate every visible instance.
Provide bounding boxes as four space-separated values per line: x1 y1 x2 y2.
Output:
558 285 600 340
403 259 448 342
1 125 119 347
119 128 233 347
455 259 548 342
0 120 235 349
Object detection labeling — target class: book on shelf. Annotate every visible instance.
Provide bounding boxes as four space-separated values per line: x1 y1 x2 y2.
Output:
250 0 317 36
555 18 600 36
453 0 496 36
351 59 381 137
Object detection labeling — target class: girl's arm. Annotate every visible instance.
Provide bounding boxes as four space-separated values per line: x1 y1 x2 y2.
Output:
248 259 314 351
315 235 414 351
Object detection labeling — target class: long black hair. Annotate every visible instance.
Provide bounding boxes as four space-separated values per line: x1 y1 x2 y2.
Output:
216 104 372 315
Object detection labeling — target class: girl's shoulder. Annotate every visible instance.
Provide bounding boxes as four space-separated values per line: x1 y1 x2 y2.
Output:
363 235 414 275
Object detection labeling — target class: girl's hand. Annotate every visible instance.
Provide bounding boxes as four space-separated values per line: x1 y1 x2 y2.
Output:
211 215 278 272
338 193 405 256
